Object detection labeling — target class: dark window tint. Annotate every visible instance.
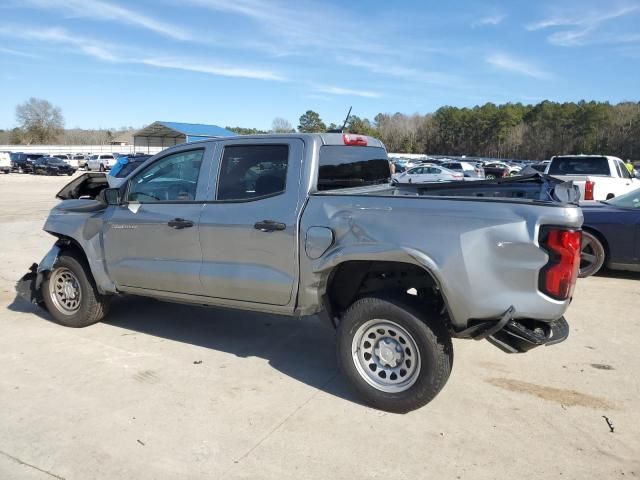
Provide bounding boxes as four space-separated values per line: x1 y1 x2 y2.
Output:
318 146 389 191
443 162 462 170
217 145 289 201
548 156 610 175
128 149 204 203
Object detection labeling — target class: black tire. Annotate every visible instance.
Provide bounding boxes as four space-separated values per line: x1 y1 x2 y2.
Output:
337 296 453 413
99 164 105 172
579 231 606 278
42 251 110 327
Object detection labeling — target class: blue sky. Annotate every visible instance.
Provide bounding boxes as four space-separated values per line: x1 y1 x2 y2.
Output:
1 0 639 130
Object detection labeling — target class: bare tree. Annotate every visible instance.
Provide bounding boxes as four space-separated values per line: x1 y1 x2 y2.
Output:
272 117 294 133
15 97 64 144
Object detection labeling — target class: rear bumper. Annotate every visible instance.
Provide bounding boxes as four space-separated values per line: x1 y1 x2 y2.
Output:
454 306 570 353
487 317 569 353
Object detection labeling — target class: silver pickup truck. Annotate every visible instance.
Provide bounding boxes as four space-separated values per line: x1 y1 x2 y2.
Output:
17 133 583 412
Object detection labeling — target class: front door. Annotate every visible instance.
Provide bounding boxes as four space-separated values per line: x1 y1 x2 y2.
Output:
103 147 210 294
198 139 304 306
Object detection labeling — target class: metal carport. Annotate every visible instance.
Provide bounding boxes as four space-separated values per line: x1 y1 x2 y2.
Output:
133 121 235 153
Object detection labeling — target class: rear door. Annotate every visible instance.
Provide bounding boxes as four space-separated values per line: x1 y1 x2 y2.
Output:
198 139 304 306
103 145 211 294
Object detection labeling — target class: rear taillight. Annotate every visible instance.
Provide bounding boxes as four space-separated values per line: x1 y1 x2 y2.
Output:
343 134 368 146
501 169 508 178
584 180 595 201
539 228 581 300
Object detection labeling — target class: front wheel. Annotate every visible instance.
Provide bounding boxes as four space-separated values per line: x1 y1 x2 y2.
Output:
337 296 453 413
42 252 110 327
486 174 496 180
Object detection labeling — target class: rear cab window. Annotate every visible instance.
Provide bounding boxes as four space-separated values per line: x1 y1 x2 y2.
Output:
548 156 610 175
317 146 390 191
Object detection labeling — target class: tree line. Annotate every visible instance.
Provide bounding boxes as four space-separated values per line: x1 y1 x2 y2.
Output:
316 101 640 160
3 98 639 160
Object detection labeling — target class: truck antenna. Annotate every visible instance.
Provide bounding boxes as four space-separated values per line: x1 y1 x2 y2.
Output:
340 106 353 132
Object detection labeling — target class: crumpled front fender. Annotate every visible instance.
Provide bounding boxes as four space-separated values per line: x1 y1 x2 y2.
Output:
15 245 61 304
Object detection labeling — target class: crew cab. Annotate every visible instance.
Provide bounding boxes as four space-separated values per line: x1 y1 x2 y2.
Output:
17 134 583 413
86 153 115 171
546 155 638 201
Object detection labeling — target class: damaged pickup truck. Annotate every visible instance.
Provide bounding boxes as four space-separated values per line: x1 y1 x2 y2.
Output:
17 133 582 412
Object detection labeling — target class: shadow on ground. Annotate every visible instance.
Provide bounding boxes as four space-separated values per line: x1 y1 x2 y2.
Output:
596 269 640 280
7 294 361 406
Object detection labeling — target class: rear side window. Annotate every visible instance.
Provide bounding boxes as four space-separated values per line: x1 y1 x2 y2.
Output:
548 157 610 175
318 146 389 191
217 145 289 201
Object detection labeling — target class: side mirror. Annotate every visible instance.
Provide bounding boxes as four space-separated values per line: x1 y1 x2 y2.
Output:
103 188 123 205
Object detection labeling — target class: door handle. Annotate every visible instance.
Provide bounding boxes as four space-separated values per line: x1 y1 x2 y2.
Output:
254 220 286 232
168 218 194 229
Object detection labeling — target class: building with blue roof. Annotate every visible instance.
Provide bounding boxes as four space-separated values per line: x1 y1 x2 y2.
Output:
133 121 235 152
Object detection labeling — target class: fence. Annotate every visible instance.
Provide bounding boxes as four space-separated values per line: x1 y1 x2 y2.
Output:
0 144 165 155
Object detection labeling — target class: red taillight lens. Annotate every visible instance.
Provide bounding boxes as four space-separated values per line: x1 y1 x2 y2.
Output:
584 180 595 201
539 228 581 300
343 134 368 146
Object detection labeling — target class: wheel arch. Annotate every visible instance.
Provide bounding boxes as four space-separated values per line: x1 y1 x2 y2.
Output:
321 258 451 329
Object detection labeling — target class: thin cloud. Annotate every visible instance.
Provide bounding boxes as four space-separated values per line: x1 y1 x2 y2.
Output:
0 46 41 59
527 4 640 46
486 53 552 80
20 0 193 41
337 56 467 89
0 25 286 81
140 58 286 81
179 0 394 56
473 14 506 27
315 85 382 98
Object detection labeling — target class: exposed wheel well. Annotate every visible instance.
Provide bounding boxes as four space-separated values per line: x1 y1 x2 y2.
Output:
324 260 447 324
52 236 92 270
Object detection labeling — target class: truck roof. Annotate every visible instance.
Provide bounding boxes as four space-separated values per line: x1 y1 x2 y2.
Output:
182 132 386 149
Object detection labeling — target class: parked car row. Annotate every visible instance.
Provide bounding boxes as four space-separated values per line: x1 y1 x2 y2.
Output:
2 151 149 175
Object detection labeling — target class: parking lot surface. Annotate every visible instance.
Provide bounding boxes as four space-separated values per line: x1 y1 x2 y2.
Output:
1 173 639 479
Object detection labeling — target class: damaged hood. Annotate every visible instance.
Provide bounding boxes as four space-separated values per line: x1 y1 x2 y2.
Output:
56 172 109 200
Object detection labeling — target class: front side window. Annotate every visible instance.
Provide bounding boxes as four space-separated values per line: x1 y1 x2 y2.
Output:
128 149 204 203
216 145 289 201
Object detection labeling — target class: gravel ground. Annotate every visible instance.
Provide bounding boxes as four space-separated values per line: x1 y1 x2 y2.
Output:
0 172 639 480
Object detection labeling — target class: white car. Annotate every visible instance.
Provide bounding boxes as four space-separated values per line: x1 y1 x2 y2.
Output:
393 164 464 183
0 152 11 174
86 154 115 171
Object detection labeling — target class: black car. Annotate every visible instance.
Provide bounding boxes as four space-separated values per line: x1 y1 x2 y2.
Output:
580 188 640 277
32 157 76 176
10 152 45 173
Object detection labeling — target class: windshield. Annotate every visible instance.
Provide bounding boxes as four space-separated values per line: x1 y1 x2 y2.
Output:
548 156 610 175
48 158 66 165
318 146 390 190
605 188 640 209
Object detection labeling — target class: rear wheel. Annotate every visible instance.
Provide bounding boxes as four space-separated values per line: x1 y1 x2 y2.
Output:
42 252 110 327
337 296 453 413
579 231 606 278
99 164 105 172
486 174 496 180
